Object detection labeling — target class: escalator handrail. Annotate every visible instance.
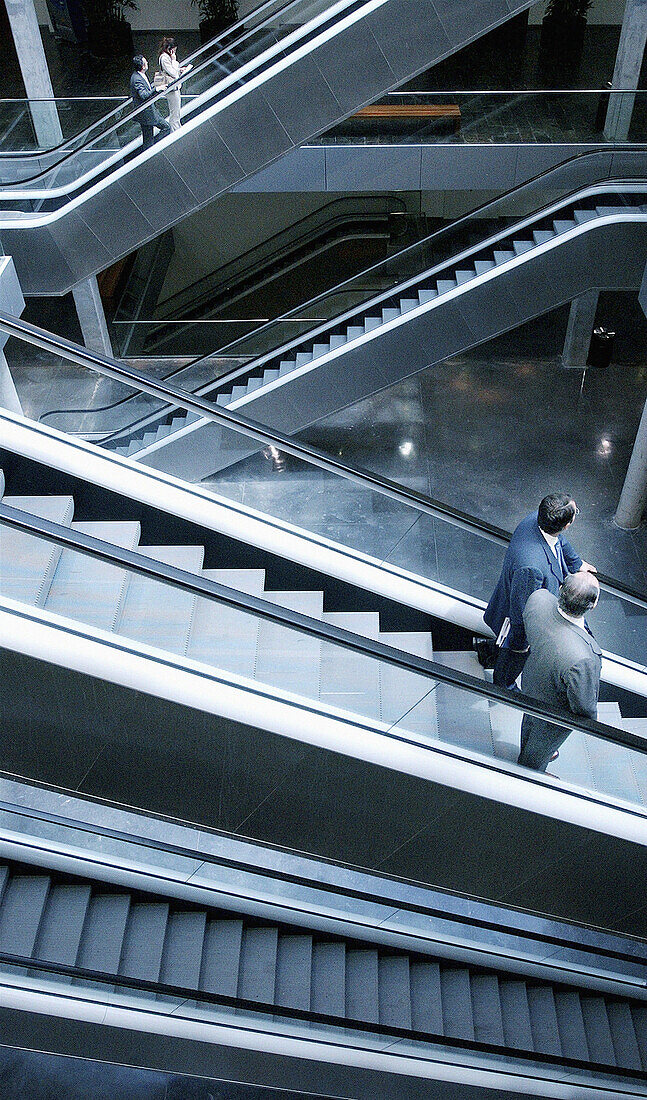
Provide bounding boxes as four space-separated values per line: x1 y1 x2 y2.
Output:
0 949 645 1079
0 0 371 195
6 306 647 614
2 498 646 760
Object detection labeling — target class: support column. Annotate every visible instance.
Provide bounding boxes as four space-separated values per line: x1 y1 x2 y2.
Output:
5 0 62 150
604 0 647 142
0 351 23 415
561 291 599 370
72 276 114 358
615 395 647 529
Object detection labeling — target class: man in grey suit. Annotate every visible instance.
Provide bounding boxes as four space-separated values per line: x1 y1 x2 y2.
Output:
518 572 602 772
130 55 171 151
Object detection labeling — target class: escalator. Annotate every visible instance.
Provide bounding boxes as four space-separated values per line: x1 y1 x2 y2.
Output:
0 0 538 295
52 150 647 479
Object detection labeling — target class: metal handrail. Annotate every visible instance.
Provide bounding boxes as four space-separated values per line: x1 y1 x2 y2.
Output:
0 950 645 1080
5 307 647 612
2 500 646 759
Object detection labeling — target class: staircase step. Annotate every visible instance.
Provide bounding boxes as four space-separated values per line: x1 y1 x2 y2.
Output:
159 910 207 990
346 947 379 1024
0 494 74 606
275 933 312 1012
34 884 91 966
118 545 204 657
311 941 345 1018
0 875 51 957
44 521 140 633
378 954 412 1030
199 919 244 997
119 902 169 982
238 926 278 1005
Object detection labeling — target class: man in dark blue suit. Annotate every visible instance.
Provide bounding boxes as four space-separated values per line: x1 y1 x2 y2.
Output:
483 493 596 689
130 55 171 151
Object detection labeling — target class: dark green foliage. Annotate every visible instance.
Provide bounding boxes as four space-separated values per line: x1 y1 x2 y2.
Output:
81 0 138 26
191 0 239 22
544 0 593 19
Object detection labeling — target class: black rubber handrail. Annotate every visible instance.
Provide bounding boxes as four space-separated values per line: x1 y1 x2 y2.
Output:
2 499 646 760
0 950 645 1081
2 795 645 970
7 307 647 612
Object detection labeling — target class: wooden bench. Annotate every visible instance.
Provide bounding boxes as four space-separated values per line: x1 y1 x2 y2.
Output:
353 103 461 133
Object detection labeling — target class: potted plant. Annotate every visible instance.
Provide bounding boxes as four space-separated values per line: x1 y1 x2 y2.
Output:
192 0 239 44
81 0 138 57
540 0 593 71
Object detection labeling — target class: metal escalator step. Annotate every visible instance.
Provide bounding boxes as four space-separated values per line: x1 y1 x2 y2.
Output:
154 423 173 441
118 545 204 657
199 919 244 997
573 209 597 224
512 240 533 255
455 270 474 284
275 934 312 1011
44 521 140 633
553 219 578 234
382 307 401 322
256 590 322 696
245 376 264 393
499 979 534 1051
553 990 590 1062
440 967 474 1041
320 611 380 720
346 326 365 342
311 941 345 1018
229 386 248 402
437 279 457 294
606 1000 643 1070
312 343 331 358
188 570 260 678
410 961 443 1035
262 368 280 383
0 495 74 606
238 926 278 1005
119 902 170 982
526 985 563 1057
493 250 515 265
630 1004 647 1069
378 954 411 1030
474 258 496 274
378 631 437 740
159 910 207 990
295 351 314 366
595 206 623 216
470 972 504 1046
533 230 555 245
580 996 617 1065
418 288 438 303
0 875 51 957
216 393 231 405
278 361 295 377
346 948 379 1024
76 894 130 974
329 334 347 349
399 298 419 312
34 884 91 966
364 316 381 332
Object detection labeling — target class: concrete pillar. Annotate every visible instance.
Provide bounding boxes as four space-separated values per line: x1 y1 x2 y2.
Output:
0 351 23 415
604 0 647 142
561 291 599 370
72 276 114 358
615 395 647 529
5 0 63 150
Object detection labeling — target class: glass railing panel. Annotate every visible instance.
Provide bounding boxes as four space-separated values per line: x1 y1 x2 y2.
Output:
0 98 129 155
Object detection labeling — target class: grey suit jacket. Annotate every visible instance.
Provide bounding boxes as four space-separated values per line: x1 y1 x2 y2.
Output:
521 589 602 720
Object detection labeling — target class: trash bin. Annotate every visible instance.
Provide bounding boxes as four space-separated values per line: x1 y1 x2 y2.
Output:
587 326 616 369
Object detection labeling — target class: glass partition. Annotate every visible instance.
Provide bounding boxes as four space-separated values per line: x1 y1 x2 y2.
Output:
0 98 128 156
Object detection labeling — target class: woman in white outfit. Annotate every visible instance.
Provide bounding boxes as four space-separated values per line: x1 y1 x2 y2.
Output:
158 37 190 132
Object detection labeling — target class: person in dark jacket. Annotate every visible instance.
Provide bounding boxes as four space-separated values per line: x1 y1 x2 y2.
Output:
518 573 602 772
130 55 171 151
483 493 596 689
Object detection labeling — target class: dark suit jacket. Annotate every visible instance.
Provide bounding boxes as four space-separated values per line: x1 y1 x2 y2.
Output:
130 70 159 125
483 511 582 649
521 589 602 720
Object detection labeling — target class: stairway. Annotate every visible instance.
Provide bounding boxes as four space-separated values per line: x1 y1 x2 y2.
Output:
2 478 647 806
107 197 647 478
0 855 646 1074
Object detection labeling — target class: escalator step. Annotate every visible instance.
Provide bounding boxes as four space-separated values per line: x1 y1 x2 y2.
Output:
188 570 260 678
410 961 443 1035
580 996 617 1066
119 902 169 982
533 230 555 245
493 250 515 265
312 343 331 358
245 376 264 392
311 941 345 1018
76 893 131 974
499 979 534 1051
437 279 457 295
553 990 589 1062
329 334 347 349
159 910 207 990
474 258 496 274
34 884 91 966
471 972 505 1046
553 219 578 234
346 948 379 1024
0 495 74 606
119 545 203 656
364 316 381 332
512 240 533 256
346 326 365 342
378 954 412 1030
573 209 597 224
382 307 401 322
526 985 563 1057
238 926 278 1005
630 1004 647 1069
295 351 314 366
262 369 280 384
44 521 140 634
229 386 249 402
455 270 474 284
0 875 51 957
278 361 294 376
418 288 438 303
275 933 313 1011
606 1000 643 1070
216 393 231 405
400 299 419 312
199 919 244 997
440 966 474 1041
